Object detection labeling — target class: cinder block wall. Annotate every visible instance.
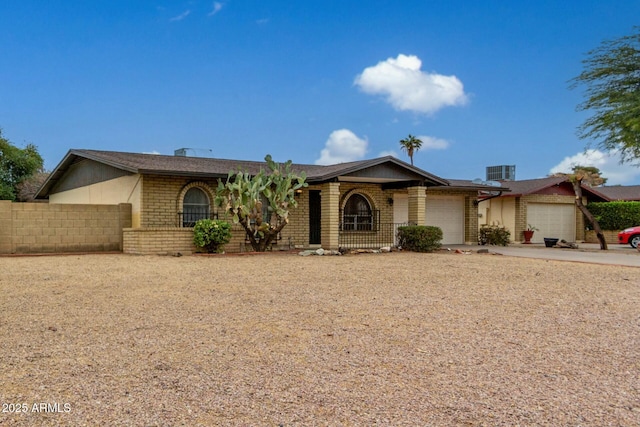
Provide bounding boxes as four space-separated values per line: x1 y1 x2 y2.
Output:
0 201 132 254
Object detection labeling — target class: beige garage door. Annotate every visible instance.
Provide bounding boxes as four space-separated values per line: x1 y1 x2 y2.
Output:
426 195 465 244
527 203 576 243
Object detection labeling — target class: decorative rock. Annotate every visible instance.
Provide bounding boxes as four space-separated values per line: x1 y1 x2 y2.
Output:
477 248 489 254
380 246 391 252
315 248 325 256
298 250 314 256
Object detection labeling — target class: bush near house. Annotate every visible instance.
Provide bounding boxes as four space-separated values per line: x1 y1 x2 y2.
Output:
193 219 233 253
586 201 640 230
397 225 442 252
479 225 511 246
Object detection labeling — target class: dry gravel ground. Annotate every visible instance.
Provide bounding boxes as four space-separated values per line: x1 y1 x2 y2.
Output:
0 251 638 426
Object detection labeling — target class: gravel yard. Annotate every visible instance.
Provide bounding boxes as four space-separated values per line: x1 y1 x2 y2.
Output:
0 252 638 426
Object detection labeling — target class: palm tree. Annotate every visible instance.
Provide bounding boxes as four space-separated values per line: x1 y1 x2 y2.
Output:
399 134 423 166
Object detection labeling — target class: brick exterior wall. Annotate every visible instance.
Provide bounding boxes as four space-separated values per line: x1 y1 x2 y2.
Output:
0 201 131 254
134 175 480 252
338 182 397 223
285 185 313 249
584 230 620 244
407 186 427 226
320 182 341 250
133 174 308 253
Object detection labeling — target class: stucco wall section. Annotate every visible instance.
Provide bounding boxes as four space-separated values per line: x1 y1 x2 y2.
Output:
49 174 142 228
481 198 516 241
0 201 131 254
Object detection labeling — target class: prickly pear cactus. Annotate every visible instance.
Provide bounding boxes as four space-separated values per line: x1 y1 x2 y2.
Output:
214 154 308 251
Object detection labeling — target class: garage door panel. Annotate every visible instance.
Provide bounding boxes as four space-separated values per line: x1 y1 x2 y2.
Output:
527 203 575 243
426 196 464 244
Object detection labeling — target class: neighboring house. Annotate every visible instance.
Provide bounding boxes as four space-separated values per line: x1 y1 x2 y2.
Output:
36 149 507 254
477 176 609 243
595 185 640 201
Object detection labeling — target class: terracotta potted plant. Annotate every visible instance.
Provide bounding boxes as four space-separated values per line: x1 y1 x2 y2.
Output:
523 224 538 244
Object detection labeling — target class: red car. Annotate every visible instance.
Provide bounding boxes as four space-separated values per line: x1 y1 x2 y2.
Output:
618 226 640 248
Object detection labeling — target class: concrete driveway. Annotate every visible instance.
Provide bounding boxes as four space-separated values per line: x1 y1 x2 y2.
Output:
448 243 640 267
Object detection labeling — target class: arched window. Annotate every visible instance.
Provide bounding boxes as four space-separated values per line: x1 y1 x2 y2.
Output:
343 193 373 231
182 187 210 227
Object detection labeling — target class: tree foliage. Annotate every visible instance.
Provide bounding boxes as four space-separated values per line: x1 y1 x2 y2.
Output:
399 134 423 166
551 165 607 187
16 171 50 201
570 27 640 162
0 129 44 201
214 155 308 252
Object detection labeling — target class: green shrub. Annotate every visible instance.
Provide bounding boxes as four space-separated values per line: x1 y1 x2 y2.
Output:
397 225 443 252
479 225 510 246
586 201 640 230
193 219 233 253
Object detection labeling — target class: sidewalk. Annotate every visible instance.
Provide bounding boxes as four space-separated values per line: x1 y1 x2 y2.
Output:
446 242 640 267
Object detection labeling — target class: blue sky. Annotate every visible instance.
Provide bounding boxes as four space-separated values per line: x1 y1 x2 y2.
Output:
2 1 640 184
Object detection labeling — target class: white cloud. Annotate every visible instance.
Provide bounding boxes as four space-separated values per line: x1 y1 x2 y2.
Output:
416 135 450 150
143 150 161 155
315 129 368 165
208 2 223 16
354 54 468 114
170 9 191 22
549 149 640 185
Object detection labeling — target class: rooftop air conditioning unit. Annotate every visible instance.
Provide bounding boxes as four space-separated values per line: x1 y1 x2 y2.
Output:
486 165 515 181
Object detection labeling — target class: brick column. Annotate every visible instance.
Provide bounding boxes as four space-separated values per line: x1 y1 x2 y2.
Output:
408 186 426 225
465 195 478 244
320 182 340 250
0 200 13 253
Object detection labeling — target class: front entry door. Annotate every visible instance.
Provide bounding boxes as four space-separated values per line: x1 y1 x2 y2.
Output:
309 190 321 244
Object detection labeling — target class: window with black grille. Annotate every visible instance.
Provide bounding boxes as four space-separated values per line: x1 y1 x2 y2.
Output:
182 187 210 227
342 193 373 231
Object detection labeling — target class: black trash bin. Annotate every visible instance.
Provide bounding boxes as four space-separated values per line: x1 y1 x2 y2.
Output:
544 238 559 248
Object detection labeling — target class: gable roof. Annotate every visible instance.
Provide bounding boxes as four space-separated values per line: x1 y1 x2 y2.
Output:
37 149 456 198
492 176 610 200
595 185 640 201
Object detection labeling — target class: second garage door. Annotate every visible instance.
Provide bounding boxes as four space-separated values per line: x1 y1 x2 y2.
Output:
526 203 576 243
425 195 465 244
